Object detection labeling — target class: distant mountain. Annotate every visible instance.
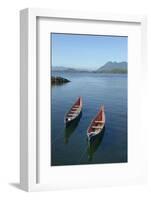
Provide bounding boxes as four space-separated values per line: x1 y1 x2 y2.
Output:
96 61 127 73
52 66 91 72
52 66 77 72
52 62 128 74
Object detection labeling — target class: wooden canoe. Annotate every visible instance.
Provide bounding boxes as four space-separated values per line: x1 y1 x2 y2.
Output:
64 97 82 126
87 106 105 141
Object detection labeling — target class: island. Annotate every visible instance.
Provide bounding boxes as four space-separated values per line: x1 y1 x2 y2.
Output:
51 76 70 85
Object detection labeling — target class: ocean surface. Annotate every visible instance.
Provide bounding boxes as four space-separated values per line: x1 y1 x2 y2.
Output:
51 72 127 166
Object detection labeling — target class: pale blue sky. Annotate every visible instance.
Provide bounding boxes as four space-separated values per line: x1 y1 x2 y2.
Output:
51 33 127 70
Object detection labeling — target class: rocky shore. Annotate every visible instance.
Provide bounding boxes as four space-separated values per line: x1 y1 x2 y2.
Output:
51 76 70 85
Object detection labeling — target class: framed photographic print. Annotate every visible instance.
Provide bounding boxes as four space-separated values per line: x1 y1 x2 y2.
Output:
20 8 147 191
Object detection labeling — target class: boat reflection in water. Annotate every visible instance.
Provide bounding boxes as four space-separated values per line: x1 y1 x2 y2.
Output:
87 127 105 161
64 112 82 144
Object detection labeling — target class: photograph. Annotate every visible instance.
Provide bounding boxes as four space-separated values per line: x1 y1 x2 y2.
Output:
51 33 128 166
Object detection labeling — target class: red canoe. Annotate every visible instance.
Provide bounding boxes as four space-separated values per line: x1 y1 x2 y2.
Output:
87 106 105 140
64 97 82 126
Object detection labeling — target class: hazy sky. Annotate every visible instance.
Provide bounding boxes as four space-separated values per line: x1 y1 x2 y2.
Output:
51 33 127 70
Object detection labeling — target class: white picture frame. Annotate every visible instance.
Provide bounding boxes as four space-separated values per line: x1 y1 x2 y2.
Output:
20 8 147 191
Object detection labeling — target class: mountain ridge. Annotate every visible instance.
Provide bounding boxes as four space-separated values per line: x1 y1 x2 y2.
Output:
96 61 127 73
52 61 128 73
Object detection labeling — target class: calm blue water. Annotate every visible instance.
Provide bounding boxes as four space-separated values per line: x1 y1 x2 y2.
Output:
51 72 127 166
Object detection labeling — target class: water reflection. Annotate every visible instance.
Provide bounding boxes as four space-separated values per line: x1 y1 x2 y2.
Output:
87 127 105 161
64 112 82 144
51 83 68 89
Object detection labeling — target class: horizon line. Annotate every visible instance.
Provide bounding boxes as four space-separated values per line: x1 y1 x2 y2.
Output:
52 61 128 70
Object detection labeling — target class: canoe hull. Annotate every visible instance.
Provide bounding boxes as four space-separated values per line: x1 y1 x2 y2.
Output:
87 126 105 142
65 111 82 127
64 97 82 127
87 106 105 141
